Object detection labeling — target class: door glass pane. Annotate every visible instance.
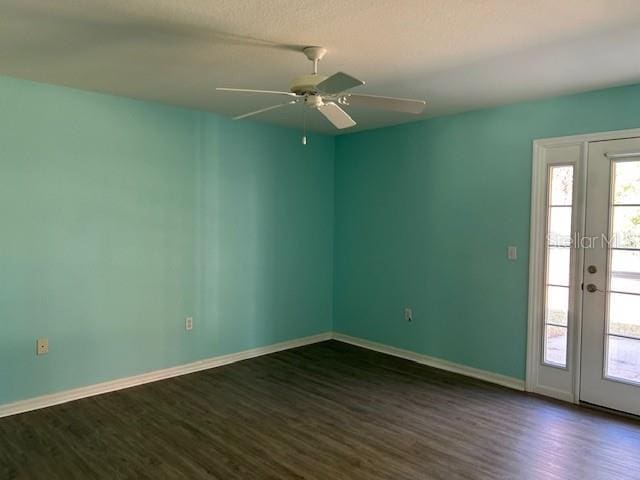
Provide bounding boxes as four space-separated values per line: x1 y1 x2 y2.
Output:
606 336 640 384
611 206 640 249
613 160 640 205
550 166 573 205
606 159 640 385
548 207 572 246
545 286 568 326
609 292 640 339
543 165 573 368
547 247 570 286
610 249 640 294
544 325 567 366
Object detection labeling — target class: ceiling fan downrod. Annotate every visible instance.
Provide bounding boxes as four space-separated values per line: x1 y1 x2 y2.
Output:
303 46 327 75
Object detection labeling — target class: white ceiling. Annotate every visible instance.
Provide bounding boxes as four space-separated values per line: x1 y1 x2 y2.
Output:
2 0 640 134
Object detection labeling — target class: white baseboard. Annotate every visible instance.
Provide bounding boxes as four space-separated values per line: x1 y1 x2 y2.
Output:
527 383 575 403
0 331 332 419
1 330 526 419
333 333 525 391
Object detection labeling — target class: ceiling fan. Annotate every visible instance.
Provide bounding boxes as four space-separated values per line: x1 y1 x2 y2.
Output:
217 46 426 139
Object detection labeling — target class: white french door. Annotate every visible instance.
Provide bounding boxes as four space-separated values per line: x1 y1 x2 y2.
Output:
528 131 640 417
580 137 640 416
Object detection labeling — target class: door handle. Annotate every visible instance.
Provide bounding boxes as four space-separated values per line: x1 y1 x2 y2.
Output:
586 283 601 293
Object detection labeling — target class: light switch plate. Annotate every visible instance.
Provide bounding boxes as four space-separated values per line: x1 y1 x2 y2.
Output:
507 246 517 260
185 316 193 331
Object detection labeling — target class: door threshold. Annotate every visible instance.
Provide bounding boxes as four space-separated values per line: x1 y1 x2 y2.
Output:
580 401 640 422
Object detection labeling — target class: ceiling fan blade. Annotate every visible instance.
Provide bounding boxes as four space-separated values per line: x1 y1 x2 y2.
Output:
217 88 299 98
316 72 365 94
317 102 356 129
234 100 298 120
343 94 426 114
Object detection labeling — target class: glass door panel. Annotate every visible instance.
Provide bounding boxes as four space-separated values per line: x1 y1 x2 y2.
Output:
580 138 640 416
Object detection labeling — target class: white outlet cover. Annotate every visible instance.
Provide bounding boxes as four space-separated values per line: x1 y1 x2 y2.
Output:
507 246 518 260
185 317 193 331
36 338 49 355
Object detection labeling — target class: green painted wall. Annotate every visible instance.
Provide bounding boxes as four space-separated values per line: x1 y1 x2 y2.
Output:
3 72 640 405
334 83 640 380
195 115 334 358
0 76 334 405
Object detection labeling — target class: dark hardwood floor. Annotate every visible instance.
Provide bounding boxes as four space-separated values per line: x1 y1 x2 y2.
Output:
1 340 639 479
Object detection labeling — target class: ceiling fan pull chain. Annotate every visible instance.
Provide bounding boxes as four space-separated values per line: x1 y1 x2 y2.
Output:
302 108 307 145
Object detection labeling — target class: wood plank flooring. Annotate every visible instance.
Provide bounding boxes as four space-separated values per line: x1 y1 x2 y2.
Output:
1 340 639 479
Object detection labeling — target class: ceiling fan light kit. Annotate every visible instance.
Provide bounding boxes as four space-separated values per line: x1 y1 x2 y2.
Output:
216 46 426 143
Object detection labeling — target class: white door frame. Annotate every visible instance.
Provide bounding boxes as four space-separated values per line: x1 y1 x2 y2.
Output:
526 127 640 403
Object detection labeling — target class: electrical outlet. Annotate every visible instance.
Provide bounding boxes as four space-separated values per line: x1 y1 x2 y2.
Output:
185 316 193 331
36 338 49 355
404 308 413 322
507 245 518 260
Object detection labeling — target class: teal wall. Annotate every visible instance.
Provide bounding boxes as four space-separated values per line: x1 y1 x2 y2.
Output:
195 115 334 358
0 76 334 405
334 83 640 380
3 73 640 405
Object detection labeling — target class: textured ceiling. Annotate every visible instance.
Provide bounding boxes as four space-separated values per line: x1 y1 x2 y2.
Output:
1 0 640 134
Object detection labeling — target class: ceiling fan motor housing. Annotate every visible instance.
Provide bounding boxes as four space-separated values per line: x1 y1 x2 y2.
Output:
289 74 328 95
304 94 324 108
